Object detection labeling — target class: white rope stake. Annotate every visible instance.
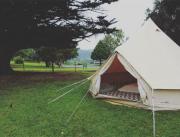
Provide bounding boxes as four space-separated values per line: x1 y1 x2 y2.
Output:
66 89 89 124
152 88 156 137
53 74 95 93
54 78 87 93
48 79 89 104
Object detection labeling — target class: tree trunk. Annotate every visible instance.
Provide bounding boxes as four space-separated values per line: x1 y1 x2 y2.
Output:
58 63 60 68
51 62 55 73
57 61 62 68
74 62 77 72
22 62 25 71
99 59 102 66
45 61 50 67
0 49 14 75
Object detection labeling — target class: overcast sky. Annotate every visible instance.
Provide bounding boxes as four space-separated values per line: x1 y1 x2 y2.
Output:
77 0 155 50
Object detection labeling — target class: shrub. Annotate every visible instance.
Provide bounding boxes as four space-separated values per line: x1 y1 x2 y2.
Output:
14 56 24 64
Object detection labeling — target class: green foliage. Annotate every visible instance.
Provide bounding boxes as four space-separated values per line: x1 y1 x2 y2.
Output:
36 47 78 72
36 47 57 72
37 47 78 64
104 30 125 52
14 49 36 61
147 0 180 45
13 56 24 64
55 48 79 66
91 30 124 64
37 47 57 64
91 40 111 65
0 0 118 49
0 0 118 74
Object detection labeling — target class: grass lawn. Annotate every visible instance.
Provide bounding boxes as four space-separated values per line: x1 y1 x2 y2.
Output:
11 61 98 72
0 66 180 136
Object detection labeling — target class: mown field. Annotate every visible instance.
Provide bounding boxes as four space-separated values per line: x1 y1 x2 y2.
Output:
0 63 180 137
11 61 98 72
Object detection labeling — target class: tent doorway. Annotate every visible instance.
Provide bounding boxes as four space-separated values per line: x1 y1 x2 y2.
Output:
99 55 140 102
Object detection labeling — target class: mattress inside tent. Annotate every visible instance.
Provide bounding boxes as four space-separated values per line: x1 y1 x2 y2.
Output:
119 83 138 93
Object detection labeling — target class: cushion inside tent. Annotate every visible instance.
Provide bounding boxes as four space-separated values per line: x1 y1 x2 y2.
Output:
99 55 140 102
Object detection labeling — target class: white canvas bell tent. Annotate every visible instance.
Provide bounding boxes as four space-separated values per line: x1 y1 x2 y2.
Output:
89 19 180 110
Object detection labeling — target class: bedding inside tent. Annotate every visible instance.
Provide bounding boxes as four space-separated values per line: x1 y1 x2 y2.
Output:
99 55 140 102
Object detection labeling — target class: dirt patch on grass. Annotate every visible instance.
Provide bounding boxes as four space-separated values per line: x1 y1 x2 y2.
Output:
0 71 92 89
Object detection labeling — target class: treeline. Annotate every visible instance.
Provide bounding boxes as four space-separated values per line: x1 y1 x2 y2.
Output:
13 47 78 72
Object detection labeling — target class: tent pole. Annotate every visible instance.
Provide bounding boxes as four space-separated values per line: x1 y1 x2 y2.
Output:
152 88 156 137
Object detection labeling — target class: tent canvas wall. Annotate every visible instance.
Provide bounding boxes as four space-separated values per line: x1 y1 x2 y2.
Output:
89 19 180 110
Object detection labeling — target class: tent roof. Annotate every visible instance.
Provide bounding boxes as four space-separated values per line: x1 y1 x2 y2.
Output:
115 19 180 90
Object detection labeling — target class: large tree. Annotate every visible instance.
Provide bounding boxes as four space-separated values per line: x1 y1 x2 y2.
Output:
147 0 180 46
91 40 111 65
0 0 118 74
14 49 36 60
91 30 124 65
55 48 78 68
36 47 57 70
36 47 78 71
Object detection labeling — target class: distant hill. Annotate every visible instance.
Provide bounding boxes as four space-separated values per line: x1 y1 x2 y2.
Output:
77 49 93 60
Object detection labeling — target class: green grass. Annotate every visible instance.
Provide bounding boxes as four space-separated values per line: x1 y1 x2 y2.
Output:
11 61 98 72
1 66 180 136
